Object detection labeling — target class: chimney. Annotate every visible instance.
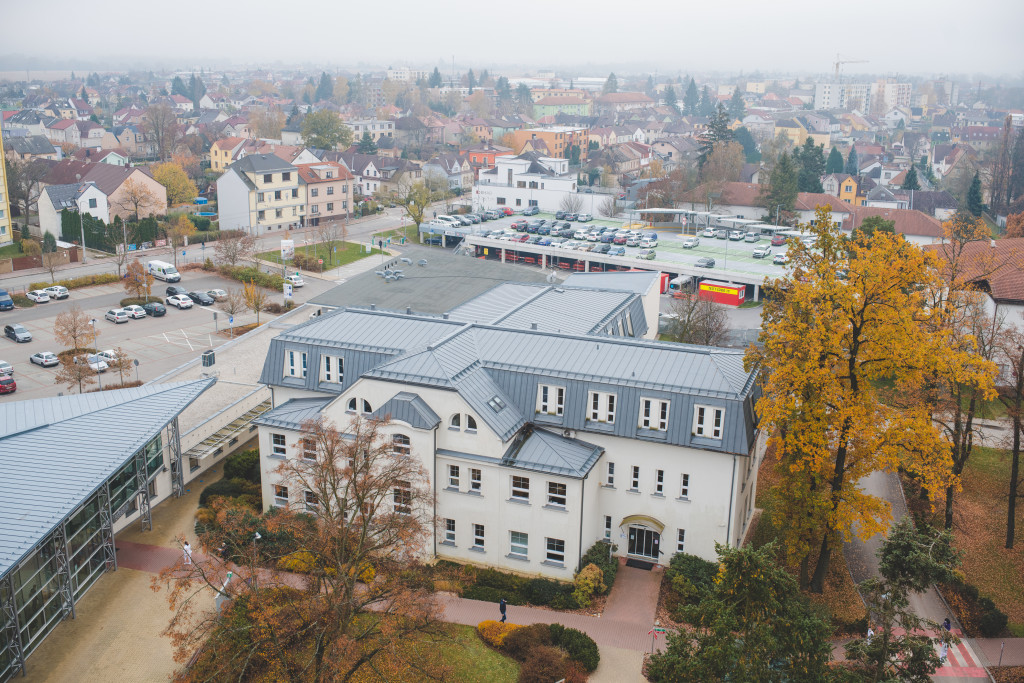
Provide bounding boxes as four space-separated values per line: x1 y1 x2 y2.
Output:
531 323 538 330
406 307 412 315
369 303 376 310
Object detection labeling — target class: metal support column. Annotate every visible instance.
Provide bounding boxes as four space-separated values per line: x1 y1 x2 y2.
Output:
53 524 76 620
134 449 152 532
97 482 117 572
169 417 184 498
1 575 26 678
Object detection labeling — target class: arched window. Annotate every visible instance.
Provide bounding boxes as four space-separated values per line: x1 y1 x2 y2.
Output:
392 434 411 457
466 415 478 431
450 414 461 430
347 397 357 412
362 399 372 414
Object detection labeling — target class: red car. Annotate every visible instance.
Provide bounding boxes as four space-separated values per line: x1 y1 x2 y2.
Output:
511 220 529 230
501 207 514 216
0 376 15 394
512 233 530 242
771 235 787 246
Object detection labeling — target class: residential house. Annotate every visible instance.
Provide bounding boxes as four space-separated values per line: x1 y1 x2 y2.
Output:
40 160 166 225
594 92 655 115
38 181 108 238
210 137 249 172
347 119 395 143
509 126 589 162
216 154 305 234
423 154 474 190
112 125 157 157
533 97 592 118
465 144 514 179
44 119 80 147
394 116 428 147
474 152 605 215
651 138 698 167
336 153 383 197
71 148 129 166
296 162 353 226
4 135 60 161
253 286 763 577
821 173 862 206
844 206 944 244
4 111 50 137
0 158 10 245
792 193 855 225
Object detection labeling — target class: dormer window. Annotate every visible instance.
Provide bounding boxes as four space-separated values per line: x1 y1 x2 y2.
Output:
693 405 724 439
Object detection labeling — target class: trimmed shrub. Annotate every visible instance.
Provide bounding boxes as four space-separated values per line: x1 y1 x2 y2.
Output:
264 300 296 314
278 550 336 575
464 585 524 605
549 623 600 672
192 216 212 231
30 272 120 291
518 645 567 683
572 563 606 607
11 294 35 308
501 623 552 662
666 552 719 607
476 568 528 593
120 296 162 307
223 448 260 483
199 477 261 507
980 608 1008 637
477 620 523 649
218 264 285 291
523 577 562 605
580 540 618 590
549 592 579 610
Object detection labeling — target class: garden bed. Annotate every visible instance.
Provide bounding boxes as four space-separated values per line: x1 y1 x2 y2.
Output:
257 240 381 270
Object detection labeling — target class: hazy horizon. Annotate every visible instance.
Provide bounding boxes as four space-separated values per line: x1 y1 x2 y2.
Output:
1 0 1022 81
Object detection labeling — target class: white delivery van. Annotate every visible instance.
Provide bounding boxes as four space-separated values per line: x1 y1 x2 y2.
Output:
147 260 181 282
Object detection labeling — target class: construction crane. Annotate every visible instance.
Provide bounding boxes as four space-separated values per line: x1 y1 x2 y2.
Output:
834 53 869 81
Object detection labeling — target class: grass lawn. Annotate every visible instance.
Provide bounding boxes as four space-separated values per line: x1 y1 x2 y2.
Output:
257 240 382 268
376 223 419 243
0 242 25 258
920 446 1024 634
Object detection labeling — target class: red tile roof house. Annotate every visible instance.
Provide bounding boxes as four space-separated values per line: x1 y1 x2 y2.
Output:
41 160 167 224
843 206 944 245
296 162 354 226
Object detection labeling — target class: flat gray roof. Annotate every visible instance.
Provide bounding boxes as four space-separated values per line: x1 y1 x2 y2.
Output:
0 379 215 577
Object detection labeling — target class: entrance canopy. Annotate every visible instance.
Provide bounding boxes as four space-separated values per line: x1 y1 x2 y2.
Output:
620 514 665 534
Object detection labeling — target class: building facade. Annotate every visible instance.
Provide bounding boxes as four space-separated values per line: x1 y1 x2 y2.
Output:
296 162 353 225
217 154 306 234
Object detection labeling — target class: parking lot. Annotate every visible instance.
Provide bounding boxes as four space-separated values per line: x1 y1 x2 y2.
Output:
445 211 790 279
0 271 335 401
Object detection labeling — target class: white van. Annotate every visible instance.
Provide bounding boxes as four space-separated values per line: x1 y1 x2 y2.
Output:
434 215 461 227
147 260 181 282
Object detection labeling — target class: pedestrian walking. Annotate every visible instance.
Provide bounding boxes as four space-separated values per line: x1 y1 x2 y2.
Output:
939 640 948 662
499 597 507 623
866 625 873 644
942 617 951 633
183 541 193 566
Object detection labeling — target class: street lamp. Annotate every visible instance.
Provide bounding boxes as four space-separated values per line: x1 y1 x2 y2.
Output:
89 319 102 390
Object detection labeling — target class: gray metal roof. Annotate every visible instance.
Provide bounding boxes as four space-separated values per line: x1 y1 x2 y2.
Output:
254 397 334 430
501 426 604 478
562 270 661 295
274 308 463 354
447 283 549 325
309 245 550 314
229 153 296 174
371 392 441 430
0 379 215 578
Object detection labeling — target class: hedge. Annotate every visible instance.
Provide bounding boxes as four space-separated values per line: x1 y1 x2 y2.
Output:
198 477 261 508
549 624 599 672
459 565 578 610
120 296 163 307
483 622 599 680
223 448 261 484
30 272 121 291
477 620 523 649
217 264 285 292
11 294 34 308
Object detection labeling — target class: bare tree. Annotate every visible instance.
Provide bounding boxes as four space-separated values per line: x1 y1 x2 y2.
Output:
598 195 621 218
143 102 181 161
559 193 584 214
213 233 256 267
5 157 49 229
666 291 729 346
54 305 98 351
997 320 1024 549
107 346 135 385
242 280 268 324
219 289 247 337
105 221 130 276
54 354 97 393
115 178 159 221
123 259 155 300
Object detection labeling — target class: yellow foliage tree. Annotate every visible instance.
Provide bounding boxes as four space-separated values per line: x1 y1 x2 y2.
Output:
165 215 196 266
153 162 199 206
746 206 991 592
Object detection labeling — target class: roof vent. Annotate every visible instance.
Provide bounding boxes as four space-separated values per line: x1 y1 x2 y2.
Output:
531 322 538 330
369 303 376 310
442 313 449 319
407 307 412 315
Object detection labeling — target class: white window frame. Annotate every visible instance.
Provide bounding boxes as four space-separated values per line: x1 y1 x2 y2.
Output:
537 384 565 416
588 391 616 423
510 531 529 558
304 490 319 512
449 414 461 430
693 405 724 439
639 397 670 431
545 537 565 564
393 480 412 514
362 399 372 414
320 355 343 383
677 529 686 553
301 437 317 462
680 473 690 499
271 433 287 456
444 518 456 544
511 475 530 501
473 523 485 549
285 349 307 378
604 515 612 540
606 461 615 487
391 433 411 457
470 468 482 492
448 464 460 488
655 469 664 495
547 481 567 507
274 484 288 506
631 465 640 491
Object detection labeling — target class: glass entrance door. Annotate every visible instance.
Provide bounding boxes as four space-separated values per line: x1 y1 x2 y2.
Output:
627 526 660 560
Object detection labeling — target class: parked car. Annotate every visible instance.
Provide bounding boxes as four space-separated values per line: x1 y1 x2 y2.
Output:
0 375 15 394
97 349 125 365
77 354 109 373
142 302 166 317
523 206 539 216
456 215 473 226
166 285 188 297
285 274 304 288
105 309 130 324
511 220 528 231
586 231 603 242
512 234 530 243
744 232 762 243
43 285 70 300
526 222 542 233
752 245 772 259
626 235 642 247
773 253 790 265
696 257 716 268
555 211 567 220
608 246 626 256
525 236 542 244
465 213 481 223
636 249 657 260
187 291 215 306
0 360 12 376
714 229 728 239
640 237 658 248
729 230 745 241
166 295 194 309
26 290 50 303
207 289 228 301
501 207 514 216
577 213 592 222
122 304 147 319
592 243 611 254
30 351 60 367
682 236 700 248
484 209 502 220
4 324 31 343
564 213 578 221
537 224 552 235
0 290 13 311
537 237 553 246
598 232 615 243
771 235 787 246
613 235 628 245
702 227 717 238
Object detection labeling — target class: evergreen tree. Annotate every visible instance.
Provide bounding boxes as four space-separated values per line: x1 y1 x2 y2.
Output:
221 74 230 87
428 67 442 88
698 86 716 117
171 76 189 98
347 74 363 104
793 78 801 90
733 126 761 163
79 86 87 101
357 132 378 154
645 75 655 97
797 137 826 193
479 69 489 86
967 172 984 216
603 72 618 94
315 72 333 102
683 78 699 115
844 146 859 176
664 85 679 113
727 88 745 120
698 104 734 168
825 146 844 174
287 104 300 125
467 69 475 94
902 165 921 191
188 74 206 110
760 151 799 222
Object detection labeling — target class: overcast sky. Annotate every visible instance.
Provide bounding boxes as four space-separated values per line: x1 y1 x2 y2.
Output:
2 0 1021 79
